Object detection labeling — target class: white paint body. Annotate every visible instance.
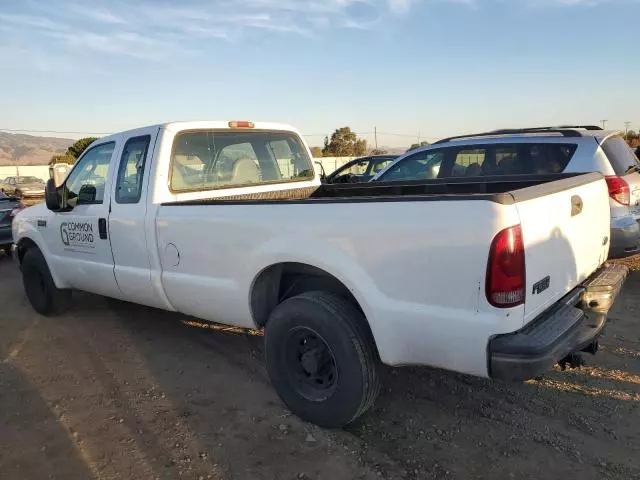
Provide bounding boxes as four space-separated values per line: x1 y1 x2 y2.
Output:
13 121 612 378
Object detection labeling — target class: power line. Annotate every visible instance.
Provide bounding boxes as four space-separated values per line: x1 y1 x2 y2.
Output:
0 128 113 135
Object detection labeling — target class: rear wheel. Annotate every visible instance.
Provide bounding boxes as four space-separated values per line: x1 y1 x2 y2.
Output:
21 248 71 315
1 245 11 256
265 291 380 428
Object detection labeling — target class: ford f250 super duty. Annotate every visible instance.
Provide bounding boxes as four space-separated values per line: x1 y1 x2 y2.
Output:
11 120 628 428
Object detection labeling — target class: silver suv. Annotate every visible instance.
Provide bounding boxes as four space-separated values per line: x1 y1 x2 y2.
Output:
373 126 640 259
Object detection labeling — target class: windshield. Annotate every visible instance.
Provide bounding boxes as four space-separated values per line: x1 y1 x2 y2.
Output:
601 136 640 175
16 176 42 184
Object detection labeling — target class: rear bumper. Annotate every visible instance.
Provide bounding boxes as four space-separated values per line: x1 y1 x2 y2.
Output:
609 216 640 259
489 263 628 381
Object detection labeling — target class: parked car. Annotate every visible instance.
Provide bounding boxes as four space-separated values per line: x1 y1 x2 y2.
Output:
325 154 398 183
0 191 23 255
1 176 46 199
373 126 640 259
12 120 627 428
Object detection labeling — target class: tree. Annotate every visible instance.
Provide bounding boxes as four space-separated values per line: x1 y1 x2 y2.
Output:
407 141 430 152
49 136 98 166
66 137 98 159
322 127 367 157
309 146 323 158
369 148 388 155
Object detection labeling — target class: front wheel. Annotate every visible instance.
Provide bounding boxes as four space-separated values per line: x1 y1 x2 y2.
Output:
21 248 71 315
265 291 381 428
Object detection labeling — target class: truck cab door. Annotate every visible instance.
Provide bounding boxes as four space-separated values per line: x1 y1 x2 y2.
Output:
108 127 165 308
46 140 123 299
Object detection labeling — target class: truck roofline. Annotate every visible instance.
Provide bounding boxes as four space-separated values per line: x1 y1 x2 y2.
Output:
94 121 305 144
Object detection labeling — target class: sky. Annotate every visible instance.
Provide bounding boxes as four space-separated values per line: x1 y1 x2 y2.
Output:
0 0 639 148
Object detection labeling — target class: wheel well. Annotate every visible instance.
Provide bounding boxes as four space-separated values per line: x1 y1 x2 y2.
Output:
16 238 39 264
250 262 379 358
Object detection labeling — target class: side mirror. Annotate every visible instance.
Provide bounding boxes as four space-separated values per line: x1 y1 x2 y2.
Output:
45 178 61 211
78 184 96 203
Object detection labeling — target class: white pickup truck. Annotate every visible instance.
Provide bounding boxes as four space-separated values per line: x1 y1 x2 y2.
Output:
12 121 628 428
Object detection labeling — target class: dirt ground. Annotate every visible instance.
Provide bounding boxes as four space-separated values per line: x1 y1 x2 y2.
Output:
1 255 639 480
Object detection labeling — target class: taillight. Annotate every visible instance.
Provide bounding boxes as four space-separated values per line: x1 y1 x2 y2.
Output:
486 225 525 308
605 176 630 206
9 202 25 217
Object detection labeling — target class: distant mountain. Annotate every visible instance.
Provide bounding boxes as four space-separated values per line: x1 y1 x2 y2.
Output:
0 131 74 166
379 146 408 155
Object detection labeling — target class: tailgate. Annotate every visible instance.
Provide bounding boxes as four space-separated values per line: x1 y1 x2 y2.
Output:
514 173 611 323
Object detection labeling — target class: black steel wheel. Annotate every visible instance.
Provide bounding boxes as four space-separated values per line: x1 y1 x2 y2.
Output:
265 291 380 428
284 327 338 401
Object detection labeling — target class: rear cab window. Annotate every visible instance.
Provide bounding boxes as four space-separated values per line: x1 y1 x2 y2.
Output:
601 135 640 176
170 130 314 192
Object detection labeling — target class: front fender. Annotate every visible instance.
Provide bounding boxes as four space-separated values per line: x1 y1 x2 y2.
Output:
14 218 67 289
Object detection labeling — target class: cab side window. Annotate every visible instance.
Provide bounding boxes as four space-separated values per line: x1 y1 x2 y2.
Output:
116 136 150 204
65 142 115 206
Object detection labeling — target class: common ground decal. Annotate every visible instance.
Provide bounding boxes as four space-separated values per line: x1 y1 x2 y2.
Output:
60 221 95 249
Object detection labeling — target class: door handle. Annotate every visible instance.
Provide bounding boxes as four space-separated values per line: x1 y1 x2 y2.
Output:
98 218 108 240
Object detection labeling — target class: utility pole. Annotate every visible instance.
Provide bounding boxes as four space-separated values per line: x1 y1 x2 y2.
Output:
600 119 608 129
625 121 632 139
374 126 378 150
417 129 421 145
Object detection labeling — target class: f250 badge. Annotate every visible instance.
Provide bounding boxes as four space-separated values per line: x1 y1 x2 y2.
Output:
532 276 551 295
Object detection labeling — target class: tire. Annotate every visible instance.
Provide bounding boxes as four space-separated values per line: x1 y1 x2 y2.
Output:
14 190 22 199
265 291 381 428
1 245 11 256
21 248 71 316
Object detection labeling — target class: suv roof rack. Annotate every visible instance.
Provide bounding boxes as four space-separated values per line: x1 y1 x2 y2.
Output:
433 125 603 145
555 125 603 130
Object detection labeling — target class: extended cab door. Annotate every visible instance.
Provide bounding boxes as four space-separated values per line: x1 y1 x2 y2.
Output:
108 127 165 308
45 140 123 299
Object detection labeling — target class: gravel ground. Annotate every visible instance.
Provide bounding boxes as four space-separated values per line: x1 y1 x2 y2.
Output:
1 253 639 480
612 254 640 272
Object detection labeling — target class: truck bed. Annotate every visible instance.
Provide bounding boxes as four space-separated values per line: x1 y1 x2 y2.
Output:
161 172 601 205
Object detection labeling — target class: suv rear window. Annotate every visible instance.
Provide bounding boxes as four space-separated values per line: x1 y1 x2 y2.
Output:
601 135 640 176
491 144 577 175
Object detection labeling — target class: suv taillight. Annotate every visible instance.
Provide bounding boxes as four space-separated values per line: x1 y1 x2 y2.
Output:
486 225 525 308
605 176 630 206
9 202 25 217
